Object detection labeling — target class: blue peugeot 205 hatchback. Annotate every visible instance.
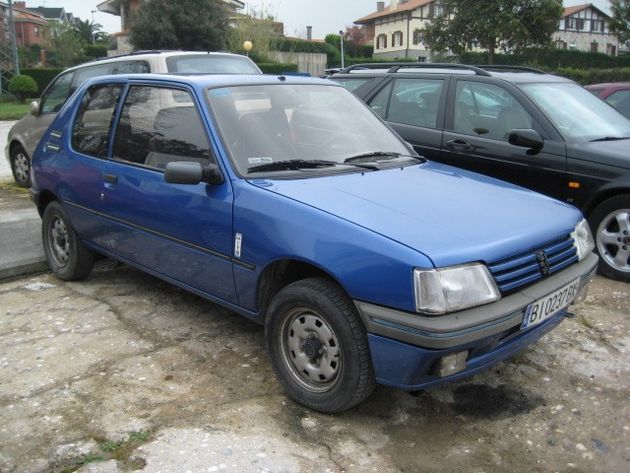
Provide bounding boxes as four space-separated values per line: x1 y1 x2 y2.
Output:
29 73 598 413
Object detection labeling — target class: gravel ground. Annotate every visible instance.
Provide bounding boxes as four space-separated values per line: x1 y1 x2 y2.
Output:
0 261 628 473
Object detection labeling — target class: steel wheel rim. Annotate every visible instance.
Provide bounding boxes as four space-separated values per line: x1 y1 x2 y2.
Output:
49 216 70 267
14 152 29 183
597 208 630 273
278 308 342 393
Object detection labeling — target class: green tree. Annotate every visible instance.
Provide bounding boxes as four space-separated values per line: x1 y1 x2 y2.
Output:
129 0 229 51
50 23 85 67
610 0 630 47
73 18 106 45
8 75 38 102
425 0 563 64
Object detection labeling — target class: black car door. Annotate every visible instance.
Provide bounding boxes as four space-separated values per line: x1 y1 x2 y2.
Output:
365 74 448 162
441 77 568 201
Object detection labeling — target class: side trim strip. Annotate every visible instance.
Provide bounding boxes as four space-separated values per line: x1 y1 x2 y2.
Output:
63 200 256 271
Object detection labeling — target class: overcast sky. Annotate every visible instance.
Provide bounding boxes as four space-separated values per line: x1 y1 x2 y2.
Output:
52 0 613 38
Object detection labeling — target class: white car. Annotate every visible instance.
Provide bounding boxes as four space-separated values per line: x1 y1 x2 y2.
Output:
5 50 261 186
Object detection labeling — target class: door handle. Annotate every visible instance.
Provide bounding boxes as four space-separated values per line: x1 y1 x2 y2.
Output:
45 143 61 152
446 139 472 151
103 173 118 185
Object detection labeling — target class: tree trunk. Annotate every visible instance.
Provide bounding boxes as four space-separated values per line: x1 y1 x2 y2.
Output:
487 44 495 65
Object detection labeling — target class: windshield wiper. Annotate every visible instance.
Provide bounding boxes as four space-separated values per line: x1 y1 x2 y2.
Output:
344 151 425 164
247 159 338 173
590 136 630 142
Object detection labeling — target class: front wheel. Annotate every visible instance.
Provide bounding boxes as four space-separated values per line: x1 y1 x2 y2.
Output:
265 278 375 413
10 144 31 187
589 195 630 281
42 201 94 281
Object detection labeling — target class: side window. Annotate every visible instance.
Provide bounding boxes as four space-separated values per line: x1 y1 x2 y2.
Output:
368 81 393 118
453 81 533 140
388 78 443 128
113 86 212 170
332 78 373 93
40 71 75 114
72 84 122 158
111 61 151 74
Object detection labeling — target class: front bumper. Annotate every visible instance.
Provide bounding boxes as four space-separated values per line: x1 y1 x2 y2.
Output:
355 252 598 390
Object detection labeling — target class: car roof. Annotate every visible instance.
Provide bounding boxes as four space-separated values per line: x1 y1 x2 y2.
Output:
63 50 253 72
586 82 630 89
82 73 339 89
333 63 573 84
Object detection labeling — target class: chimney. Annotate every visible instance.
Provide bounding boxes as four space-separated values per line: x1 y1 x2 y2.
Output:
306 25 312 41
377 2 385 12
14 1 26 9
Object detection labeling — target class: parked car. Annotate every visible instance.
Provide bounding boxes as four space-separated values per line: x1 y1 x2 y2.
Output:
586 82 630 120
30 73 597 412
4 50 261 188
331 63 630 281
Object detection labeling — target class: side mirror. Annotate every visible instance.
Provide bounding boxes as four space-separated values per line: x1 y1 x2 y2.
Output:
508 129 544 153
164 161 224 185
29 100 39 116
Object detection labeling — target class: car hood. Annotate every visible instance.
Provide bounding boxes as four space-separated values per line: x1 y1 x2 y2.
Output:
568 139 630 170
249 162 581 267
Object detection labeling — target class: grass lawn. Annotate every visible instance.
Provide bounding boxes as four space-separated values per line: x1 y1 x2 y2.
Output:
0 101 30 120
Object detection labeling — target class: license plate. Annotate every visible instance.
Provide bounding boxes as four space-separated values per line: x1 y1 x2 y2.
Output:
521 278 581 329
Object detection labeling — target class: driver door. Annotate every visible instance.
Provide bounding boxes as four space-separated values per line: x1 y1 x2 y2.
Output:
442 78 567 200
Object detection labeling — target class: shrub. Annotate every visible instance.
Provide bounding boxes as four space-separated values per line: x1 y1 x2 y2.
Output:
84 45 108 59
555 67 630 85
460 49 630 69
8 75 38 102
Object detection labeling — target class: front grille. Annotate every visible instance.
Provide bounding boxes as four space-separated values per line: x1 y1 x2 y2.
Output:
488 235 578 294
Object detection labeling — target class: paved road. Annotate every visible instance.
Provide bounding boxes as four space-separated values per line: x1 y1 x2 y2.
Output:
0 121 17 179
0 265 628 473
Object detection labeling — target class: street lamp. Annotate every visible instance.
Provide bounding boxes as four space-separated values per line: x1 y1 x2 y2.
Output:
243 40 253 57
91 10 97 45
339 30 345 69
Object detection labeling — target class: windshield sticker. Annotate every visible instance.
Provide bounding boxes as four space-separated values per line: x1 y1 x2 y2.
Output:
248 157 274 164
210 88 231 97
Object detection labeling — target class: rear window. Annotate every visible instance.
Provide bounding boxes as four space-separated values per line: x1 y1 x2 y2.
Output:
166 55 260 74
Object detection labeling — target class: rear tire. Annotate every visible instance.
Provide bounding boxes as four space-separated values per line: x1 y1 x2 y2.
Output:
265 278 375 413
588 195 630 282
10 144 30 187
42 201 94 281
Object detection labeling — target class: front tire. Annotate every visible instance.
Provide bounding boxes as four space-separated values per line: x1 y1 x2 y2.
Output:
10 144 31 187
265 278 375 413
589 195 630 281
42 201 94 281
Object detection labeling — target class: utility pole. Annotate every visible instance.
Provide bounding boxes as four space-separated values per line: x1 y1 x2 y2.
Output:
339 30 345 69
8 0 21 75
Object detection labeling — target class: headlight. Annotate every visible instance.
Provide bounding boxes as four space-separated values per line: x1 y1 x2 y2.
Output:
414 263 500 315
571 218 595 261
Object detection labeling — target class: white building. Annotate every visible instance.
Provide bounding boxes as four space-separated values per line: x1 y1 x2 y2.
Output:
553 3 619 56
354 0 442 61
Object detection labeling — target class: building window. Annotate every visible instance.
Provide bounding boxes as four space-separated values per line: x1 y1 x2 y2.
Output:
376 34 387 50
413 29 424 46
392 31 403 47
555 40 567 50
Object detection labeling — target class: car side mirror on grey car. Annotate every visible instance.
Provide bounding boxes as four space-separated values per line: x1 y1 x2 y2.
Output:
509 129 544 153
29 101 39 116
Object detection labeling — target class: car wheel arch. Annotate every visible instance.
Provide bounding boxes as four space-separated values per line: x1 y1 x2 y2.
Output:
583 187 630 218
256 258 350 320
36 191 58 217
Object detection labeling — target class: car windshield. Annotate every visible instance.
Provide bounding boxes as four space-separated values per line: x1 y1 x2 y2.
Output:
166 54 260 74
520 82 630 142
206 84 411 176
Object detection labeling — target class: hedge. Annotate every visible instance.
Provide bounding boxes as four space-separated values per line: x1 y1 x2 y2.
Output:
20 68 63 94
554 67 630 85
460 49 630 69
257 62 298 74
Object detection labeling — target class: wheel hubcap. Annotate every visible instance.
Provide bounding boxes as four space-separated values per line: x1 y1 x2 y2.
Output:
279 309 341 393
597 209 630 273
49 217 70 267
13 152 29 183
